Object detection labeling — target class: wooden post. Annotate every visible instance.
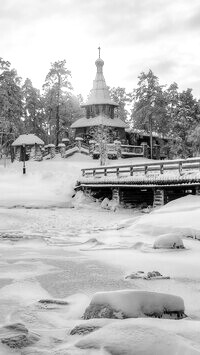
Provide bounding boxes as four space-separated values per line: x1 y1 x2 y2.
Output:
130 166 133 176
195 186 200 195
112 188 120 204
179 162 182 175
153 188 165 208
116 168 119 177
104 168 107 176
160 164 164 174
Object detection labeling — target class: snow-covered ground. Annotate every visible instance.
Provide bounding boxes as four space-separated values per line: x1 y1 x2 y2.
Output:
0 154 200 354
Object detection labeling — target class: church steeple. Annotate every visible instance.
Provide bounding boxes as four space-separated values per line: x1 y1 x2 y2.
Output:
82 48 118 108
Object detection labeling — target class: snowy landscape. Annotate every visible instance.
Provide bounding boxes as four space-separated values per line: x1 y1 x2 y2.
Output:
1 1 200 353
0 155 200 354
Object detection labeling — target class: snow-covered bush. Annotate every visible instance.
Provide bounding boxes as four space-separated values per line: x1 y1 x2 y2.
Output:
153 233 185 249
83 290 185 319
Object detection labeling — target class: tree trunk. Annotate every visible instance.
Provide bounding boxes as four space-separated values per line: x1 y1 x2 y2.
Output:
56 74 61 146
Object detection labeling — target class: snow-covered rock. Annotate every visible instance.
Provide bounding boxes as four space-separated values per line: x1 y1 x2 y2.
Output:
101 198 118 211
125 270 170 280
153 233 185 249
0 322 40 349
101 198 110 209
83 290 185 319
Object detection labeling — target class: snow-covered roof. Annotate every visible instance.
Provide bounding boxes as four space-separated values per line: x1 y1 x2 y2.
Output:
12 134 44 146
126 128 171 140
71 115 128 129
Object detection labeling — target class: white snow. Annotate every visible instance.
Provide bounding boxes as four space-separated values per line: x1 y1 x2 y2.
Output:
89 290 184 318
75 319 200 355
126 195 200 239
0 155 93 208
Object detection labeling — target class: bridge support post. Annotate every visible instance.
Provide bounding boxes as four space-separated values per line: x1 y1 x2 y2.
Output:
153 188 165 208
112 188 120 204
195 186 200 195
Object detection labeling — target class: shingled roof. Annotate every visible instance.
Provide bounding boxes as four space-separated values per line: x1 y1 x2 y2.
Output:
71 115 128 128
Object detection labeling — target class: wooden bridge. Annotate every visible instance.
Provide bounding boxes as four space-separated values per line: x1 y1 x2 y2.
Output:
76 158 200 207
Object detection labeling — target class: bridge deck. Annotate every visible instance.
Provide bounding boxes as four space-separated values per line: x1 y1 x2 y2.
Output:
77 158 200 188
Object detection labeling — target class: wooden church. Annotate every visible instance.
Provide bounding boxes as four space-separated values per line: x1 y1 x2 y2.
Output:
70 48 128 143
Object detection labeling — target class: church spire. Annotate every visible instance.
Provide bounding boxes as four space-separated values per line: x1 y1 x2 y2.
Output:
98 46 101 58
82 49 118 107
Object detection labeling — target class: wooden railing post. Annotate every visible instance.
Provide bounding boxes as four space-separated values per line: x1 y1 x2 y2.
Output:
145 165 148 175
93 169 96 177
130 166 133 176
82 169 85 177
104 168 107 176
160 164 164 174
179 162 182 175
116 168 119 177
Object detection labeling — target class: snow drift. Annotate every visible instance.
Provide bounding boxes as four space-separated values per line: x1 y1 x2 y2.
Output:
126 195 200 240
75 319 200 355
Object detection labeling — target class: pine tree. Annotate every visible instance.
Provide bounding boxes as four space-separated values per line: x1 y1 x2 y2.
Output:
0 58 23 151
43 60 73 145
109 87 130 122
169 88 200 157
130 70 168 135
22 78 45 137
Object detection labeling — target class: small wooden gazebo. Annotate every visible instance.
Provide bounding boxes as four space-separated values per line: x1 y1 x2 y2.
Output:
12 134 44 161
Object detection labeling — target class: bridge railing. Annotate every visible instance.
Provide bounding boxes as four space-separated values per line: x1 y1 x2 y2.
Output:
81 158 200 178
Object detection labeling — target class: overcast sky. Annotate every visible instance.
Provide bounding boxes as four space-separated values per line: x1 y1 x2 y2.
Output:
1 0 200 99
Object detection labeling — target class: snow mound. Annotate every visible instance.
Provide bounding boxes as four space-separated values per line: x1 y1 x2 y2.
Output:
154 194 200 214
72 190 96 208
75 319 200 355
83 290 185 319
126 195 200 240
153 234 185 249
101 198 118 211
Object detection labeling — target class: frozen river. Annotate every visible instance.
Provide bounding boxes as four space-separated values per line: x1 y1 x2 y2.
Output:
0 205 200 354
0 207 137 354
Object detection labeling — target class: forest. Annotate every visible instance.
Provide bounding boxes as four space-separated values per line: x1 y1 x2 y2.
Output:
1 57 200 158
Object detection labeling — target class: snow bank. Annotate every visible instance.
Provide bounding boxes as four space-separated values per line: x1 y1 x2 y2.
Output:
76 319 200 355
84 290 185 319
127 195 200 239
0 156 94 208
153 234 185 249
